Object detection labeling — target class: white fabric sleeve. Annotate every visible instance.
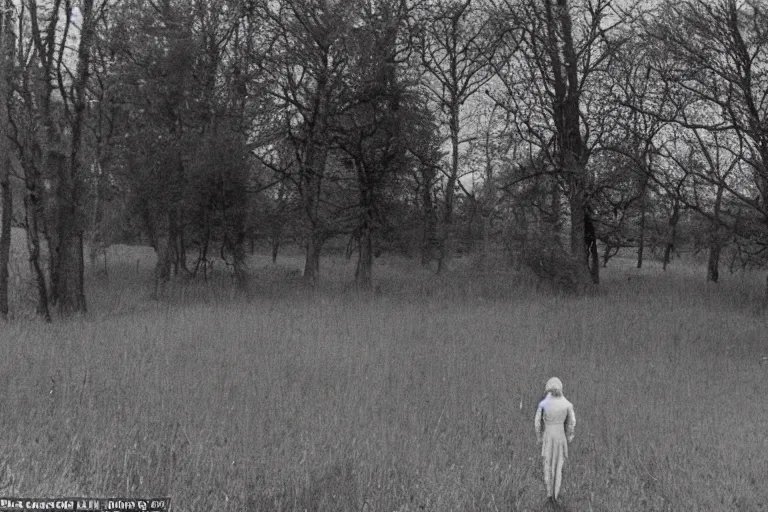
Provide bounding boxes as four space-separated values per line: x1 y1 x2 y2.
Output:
566 405 576 442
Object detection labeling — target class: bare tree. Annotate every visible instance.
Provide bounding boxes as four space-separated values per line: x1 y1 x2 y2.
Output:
4 0 102 316
494 0 628 285
256 0 359 287
469 101 519 261
402 101 443 265
605 30 680 269
417 0 497 272
650 0 768 297
654 148 692 271
335 0 415 289
658 127 741 278
7 0 62 320
54 0 98 315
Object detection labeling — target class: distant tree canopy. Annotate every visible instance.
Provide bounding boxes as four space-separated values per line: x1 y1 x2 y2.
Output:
2 0 768 318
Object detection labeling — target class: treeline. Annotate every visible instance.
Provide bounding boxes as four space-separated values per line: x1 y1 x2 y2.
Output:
1 0 767 319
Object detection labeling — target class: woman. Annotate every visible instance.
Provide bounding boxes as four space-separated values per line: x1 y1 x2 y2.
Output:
534 377 576 504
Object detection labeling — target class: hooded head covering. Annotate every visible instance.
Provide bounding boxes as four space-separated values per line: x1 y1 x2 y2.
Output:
545 377 563 394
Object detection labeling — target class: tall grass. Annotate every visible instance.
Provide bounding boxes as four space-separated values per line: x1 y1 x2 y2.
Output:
0 246 766 511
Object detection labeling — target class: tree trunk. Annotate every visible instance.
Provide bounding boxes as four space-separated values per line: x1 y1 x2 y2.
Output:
0 10 11 319
602 243 614 267
231 231 247 289
422 168 437 266
56 231 86 315
46 184 60 305
197 233 209 281
636 173 649 269
23 184 51 321
178 217 188 274
589 241 599 283
480 145 496 263
542 0 591 287
270 218 282 263
168 207 189 276
662 242 672 271
0 159 10 320
271 236 280 263
707 243 721 283
153 224 172 299
637 199 646 269
585 211 599 284
480 211 491 263
662 200 681 272
439 105 461 273
53 0 95 316
53 147 87 315
293 67 331 288
568 178 590 284
197 208 211 279
168 208 179 276
662 227 677 271
303 232 323 287
355 214 374 290
354 154 376 289
707 182 725 282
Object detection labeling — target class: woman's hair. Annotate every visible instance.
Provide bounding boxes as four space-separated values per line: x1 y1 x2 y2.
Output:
545 377 564 394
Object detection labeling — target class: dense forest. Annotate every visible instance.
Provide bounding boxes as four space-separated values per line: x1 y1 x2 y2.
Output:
1 0 767 319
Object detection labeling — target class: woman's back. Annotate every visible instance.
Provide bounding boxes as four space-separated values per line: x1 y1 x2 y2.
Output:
541 395 573 436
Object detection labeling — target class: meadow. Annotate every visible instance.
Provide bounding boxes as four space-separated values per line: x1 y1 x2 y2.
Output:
0 237 766 511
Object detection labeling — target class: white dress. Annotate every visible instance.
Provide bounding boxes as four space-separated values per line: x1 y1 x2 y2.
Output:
534 394 576 500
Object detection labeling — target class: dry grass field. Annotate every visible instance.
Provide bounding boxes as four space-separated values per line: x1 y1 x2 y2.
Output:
0 235 765 511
